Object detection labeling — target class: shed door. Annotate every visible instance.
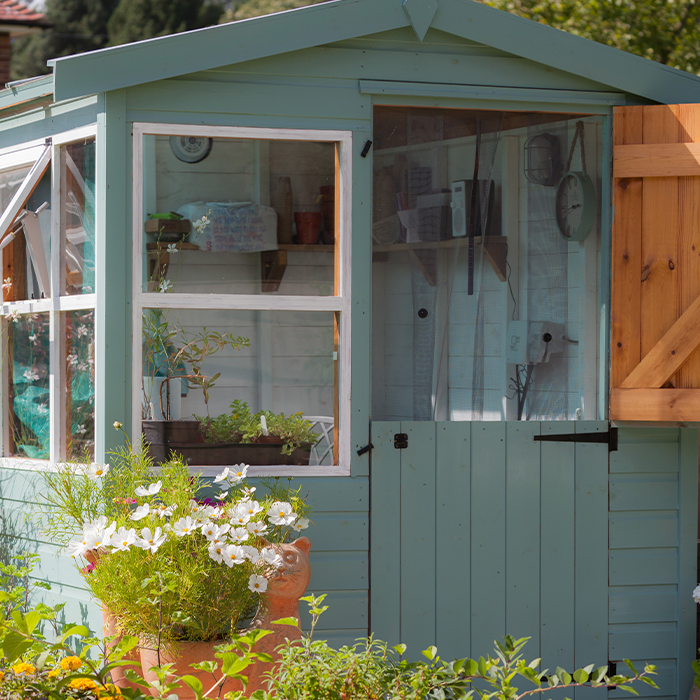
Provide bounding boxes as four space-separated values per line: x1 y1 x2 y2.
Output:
369 420 609 670
612 103 700 421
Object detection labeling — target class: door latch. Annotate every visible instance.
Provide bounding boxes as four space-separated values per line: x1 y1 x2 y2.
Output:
394 433 408 449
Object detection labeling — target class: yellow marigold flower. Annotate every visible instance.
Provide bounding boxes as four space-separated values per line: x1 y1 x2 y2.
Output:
11 662 35 675
68 678 99 691
0 670 5 682
48 669 60 678
60 656 82 671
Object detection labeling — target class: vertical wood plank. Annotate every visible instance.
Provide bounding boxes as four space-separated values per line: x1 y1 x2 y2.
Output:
678 428 698 699
471 422 506 658
640 106 679 371
400 421 436 658
675 105 700 388
435 421 471 658
573 421 609 700
369 420 402 646
540 422 576 671
611 106 643 389
505 422 541 653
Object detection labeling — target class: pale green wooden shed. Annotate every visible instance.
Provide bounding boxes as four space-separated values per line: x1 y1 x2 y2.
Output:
1 0 699 697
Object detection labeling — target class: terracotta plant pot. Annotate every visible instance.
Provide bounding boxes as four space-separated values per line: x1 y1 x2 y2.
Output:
140 639 240 700
142 419 202 464
294 212 322 244
102 608 142 691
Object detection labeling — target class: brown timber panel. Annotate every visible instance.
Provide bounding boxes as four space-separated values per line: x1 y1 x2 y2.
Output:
640 106 679 368
676 105 700 388
612 103 700 421
611 106 643 389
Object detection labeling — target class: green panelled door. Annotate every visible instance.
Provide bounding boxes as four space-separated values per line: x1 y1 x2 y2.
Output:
370 422 697 700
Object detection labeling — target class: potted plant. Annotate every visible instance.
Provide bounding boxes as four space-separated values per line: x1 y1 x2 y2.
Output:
38 431 311 698
195 400 320 466
142 312 249 463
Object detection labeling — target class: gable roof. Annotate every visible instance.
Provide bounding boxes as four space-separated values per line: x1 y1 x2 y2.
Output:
46 0 700 106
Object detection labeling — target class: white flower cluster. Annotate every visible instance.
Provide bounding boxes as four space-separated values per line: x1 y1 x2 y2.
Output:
693 585 700 604
67 466 309 594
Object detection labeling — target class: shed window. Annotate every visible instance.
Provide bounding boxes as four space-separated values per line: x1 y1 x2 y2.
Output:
372 106 605 421
133 124 351 474
0 131 97 462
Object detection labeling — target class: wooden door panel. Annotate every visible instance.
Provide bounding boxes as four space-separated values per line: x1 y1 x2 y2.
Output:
611 103 700 420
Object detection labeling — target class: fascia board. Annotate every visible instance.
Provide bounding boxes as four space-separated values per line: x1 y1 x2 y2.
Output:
434 0 700 105
51 0 409 103
0 75 53 112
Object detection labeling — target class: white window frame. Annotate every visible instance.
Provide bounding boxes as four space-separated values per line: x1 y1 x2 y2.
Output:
0 125 98 468
131 123 353 477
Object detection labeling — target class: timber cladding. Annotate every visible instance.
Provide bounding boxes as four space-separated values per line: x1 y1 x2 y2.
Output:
611 104 700 422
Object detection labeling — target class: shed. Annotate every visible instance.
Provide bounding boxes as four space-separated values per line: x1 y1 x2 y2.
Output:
1 0 699 697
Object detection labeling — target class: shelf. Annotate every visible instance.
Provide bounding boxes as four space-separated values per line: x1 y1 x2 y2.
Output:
373 236 508 284
278 244 334 252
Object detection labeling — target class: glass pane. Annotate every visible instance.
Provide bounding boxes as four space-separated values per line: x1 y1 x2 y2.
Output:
141 308 336 466
371 107 604 421
6 312 50 458
142 136 336 295
64 309 95 460
1 169 51 302
62 140 96 295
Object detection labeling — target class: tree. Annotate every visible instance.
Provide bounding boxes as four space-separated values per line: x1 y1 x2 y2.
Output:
107 0 226 45
11 0 120 80
220 0 326 23
480 0 700 74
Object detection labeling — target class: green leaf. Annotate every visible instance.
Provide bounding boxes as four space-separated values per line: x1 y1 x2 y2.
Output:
615 685 639 695
423 646 438 661
463 659 478 676
2 630 33 662
640 677 658 688
623 659 639 676
271 617 300 627
58 625 89 642
393 643 407 656
573 669 589 684
180 675 204 698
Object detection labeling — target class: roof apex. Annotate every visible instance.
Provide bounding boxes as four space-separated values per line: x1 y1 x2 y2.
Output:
49 0 700 106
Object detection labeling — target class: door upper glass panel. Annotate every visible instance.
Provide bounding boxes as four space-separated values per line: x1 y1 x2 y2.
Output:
371 106 605 421
141 135 337 295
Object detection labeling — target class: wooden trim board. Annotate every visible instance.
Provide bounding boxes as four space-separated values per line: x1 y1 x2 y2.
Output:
611 388 700 422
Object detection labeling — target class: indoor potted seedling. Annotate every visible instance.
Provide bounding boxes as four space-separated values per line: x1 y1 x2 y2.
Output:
195 400 320 466
142 311 249 463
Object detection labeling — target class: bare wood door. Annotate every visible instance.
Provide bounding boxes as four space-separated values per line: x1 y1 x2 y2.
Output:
611 104 700 421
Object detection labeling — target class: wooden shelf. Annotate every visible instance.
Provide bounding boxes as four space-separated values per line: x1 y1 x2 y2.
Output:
278 244 334 252
372 236 508 284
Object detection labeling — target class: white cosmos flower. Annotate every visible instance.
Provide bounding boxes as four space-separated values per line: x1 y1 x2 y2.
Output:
246 520 267 537
136 527 166 554
292 517 310 532
229 464 248 484
84 515 110 532
112 527 137 551
268 501 296 526
261 547 283 568
85 463 110 481
87 524 115 551
208 541 226 563
230 503 251 527
201 522 230 541
214 468 230 483
224 544 246 567
242 486 256 499
231 526 249 544
248 574 268 593
154 504 175 519
67 534 92 558
172 516 197 536
135 481 162 497
693 585 700 604
130 504 150 521
243 500 263 518
241 545 261 564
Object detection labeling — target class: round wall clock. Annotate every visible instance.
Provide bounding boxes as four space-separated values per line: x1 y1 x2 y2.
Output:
555 170 596 242
169 136 213 163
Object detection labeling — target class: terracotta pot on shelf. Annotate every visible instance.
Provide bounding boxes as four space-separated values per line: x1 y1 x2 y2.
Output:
294 212 322 245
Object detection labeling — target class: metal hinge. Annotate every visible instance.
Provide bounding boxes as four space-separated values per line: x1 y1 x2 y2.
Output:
394 433 408 449
533 426 618 452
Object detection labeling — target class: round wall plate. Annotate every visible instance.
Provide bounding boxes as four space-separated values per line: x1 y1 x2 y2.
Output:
169 136 213 163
